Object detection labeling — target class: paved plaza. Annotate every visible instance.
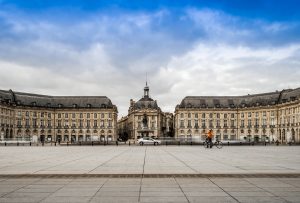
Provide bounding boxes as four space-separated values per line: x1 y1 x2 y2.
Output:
0 146 300 202
0 146 299 175
0 177 300 203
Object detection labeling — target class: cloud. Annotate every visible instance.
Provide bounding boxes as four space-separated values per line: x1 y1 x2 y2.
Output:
0 7 299 116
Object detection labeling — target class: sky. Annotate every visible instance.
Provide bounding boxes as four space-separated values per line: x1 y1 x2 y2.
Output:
0 0 300 116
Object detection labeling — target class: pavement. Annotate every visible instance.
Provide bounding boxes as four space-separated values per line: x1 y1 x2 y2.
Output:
0 146 299 202
0 177 300 203
0 146 299 175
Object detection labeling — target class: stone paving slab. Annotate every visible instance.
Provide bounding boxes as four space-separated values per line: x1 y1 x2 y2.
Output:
0 146 299 176
0 177 299 203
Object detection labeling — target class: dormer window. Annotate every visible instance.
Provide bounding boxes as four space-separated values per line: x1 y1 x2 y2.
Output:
17 100 21 105
47 103 51 108
87 104 91 108
256 102 260 106
32 102 36 106
201 104 206 108
73 104 77 108
230 104 235 108
290 97 296 101
58 104 63 108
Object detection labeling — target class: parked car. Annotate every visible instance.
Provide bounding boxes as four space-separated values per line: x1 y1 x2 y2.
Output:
137 137 161 145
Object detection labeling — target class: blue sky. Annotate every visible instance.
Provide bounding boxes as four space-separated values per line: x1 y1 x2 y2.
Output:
0 0 300 115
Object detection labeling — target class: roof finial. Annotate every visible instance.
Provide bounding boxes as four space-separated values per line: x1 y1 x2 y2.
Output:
146 72 148 86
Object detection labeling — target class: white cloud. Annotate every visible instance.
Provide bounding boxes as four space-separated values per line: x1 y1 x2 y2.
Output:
0 7 299 116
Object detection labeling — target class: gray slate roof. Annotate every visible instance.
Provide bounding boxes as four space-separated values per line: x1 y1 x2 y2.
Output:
178 88 300 109
0 89 115 109
133 97 159 110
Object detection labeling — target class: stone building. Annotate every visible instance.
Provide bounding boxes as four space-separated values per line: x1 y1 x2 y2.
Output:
117 83 173 140
0 89 118 142
175 88 300 143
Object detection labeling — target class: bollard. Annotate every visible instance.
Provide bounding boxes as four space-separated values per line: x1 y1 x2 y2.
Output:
92 141 94 146
42 142 44 146
17 142 19 146
252 142 254 146
116 141 118 146
178 141 180 146
264 142 267 146
30 142 31 146
191 141 192 146
5 142 6 146
227 142 229 146
166 141 168 146
55 142 56 146
129 141 131 146
67 142 69 146
240 142 242 146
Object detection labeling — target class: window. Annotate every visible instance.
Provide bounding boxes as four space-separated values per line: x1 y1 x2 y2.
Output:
256 112 259 117
72 113 75 118
241 113 244 118
231 113 234 118
216 120 220 127
87 120 90 127
194 120 199 128
33 119 37 127
109 113 112 118
108 120 112 127
101 113 104 118
188 120 191 127
201 119 206 127
263 111 266 117
48 120 51 127
188 113 191 118
271 111 275 117
209 120 213 128
58 113 61 118
65 113 68 118
248 120 252 127
40 120 44 127
195 113 198 118
94 120 97 127
33 112 37 117
224 120 228 127
18 111 21 116
216 113 220 118
224 114 227 119
26 111 29 117
25 119 29 126
79 120 83 127
202 113 205 118
230 120 234 127
87 113 90 118
209 113 213 118
241 120 244 127
180 113 184 118
180 120 184 128
17 119 21 126
48 113 51 118
101 120 104 127
248 112 251 118
80 113 83 118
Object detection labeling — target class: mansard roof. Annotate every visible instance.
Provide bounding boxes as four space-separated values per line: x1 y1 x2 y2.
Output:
178 88 300 109
134 97 159 110
0 89 115 109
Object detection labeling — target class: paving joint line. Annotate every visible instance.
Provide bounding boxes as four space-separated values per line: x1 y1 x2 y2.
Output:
243 177 291 203
161 148 198 173
208 177 241 203
174 177 190 203
37 176 74 203
138 147 147 202
88 148 131 173
87 178 109 203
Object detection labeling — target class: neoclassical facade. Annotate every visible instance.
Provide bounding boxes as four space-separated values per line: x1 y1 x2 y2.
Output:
0 89 118 142
117 83 173 140
175 88 300 143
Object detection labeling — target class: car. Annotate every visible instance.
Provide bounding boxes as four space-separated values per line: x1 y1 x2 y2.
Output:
137 137 161 145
